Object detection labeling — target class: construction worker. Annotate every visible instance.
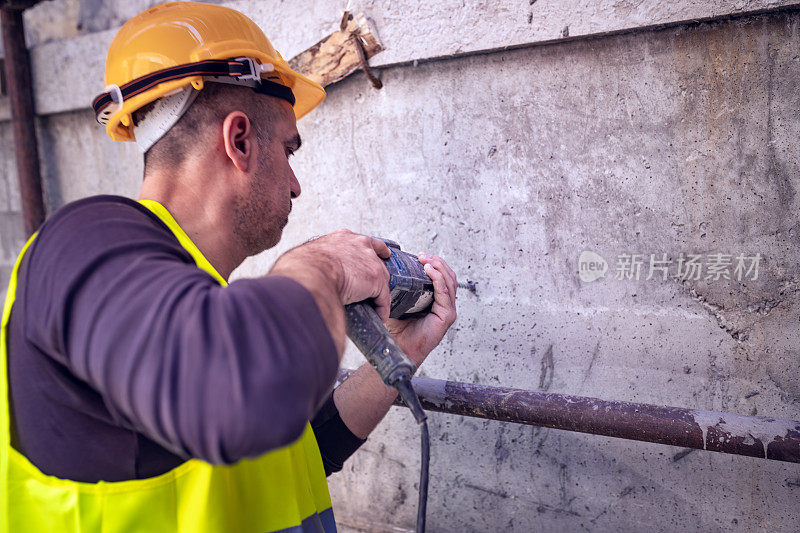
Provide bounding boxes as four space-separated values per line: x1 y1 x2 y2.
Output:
0 2 457 532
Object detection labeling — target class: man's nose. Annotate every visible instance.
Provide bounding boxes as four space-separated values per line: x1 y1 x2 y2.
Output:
290 171 301 199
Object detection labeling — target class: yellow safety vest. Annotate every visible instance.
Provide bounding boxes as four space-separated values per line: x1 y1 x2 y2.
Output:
0 200 335 532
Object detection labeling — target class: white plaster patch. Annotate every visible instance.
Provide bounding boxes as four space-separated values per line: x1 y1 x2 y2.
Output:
692 410 798 458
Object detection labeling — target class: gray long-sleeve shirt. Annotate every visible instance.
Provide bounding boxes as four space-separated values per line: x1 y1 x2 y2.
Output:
8 195 361 482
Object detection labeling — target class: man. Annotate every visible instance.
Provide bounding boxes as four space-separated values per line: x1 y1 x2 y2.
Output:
0 2 456 532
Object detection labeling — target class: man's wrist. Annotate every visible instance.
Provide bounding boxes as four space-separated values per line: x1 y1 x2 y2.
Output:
272 249 339 300
396 341 428 371
280 246 344 301
312 249 346 303
270 252 347 355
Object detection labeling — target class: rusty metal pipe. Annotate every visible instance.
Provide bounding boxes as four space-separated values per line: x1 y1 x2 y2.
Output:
338 369 800 463
1 6 46 235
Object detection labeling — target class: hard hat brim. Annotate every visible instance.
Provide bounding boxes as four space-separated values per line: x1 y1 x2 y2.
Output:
283 66 327 121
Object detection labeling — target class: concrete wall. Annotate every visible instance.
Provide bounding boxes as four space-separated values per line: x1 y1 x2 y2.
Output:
2 1 800 531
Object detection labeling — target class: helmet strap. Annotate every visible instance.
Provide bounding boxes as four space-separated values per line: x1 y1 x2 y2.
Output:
205 75 295 106
93 58 297 128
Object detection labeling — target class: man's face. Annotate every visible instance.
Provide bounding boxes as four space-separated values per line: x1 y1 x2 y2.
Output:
233 98 302 255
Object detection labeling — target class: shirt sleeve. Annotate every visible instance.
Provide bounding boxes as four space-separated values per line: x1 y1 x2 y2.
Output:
20 197 339 465
311 392 367 476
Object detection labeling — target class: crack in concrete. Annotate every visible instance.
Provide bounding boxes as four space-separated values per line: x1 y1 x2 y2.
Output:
539 344 555 391
463 482 509 499
686 286 750 343
581 341 601 388
672 448 696 462
673 274 800 346
674 277 800 344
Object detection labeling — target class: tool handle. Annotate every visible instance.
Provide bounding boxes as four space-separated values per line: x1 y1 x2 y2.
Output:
345 302 416 387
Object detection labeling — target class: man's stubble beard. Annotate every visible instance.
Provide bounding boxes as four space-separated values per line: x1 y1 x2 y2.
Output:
232 156 288 257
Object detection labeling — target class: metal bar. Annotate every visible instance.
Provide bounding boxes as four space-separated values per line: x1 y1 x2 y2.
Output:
1 6 46 236
338 369 800 463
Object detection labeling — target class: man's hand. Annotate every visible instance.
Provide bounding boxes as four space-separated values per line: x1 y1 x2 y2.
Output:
386 253 458 367
270 229 392 356
332 252 458 439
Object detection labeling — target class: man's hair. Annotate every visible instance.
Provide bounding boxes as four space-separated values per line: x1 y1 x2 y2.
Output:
133 83 279 174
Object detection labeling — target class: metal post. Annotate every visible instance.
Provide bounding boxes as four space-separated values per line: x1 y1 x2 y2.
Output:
1 6 46 235
338 369 800 464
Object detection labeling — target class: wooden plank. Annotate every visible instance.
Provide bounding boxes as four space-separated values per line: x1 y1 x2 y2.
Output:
288 12 383 88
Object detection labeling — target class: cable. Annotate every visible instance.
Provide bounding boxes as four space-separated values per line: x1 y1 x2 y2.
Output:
417 418 430 533
395 378 430 533
343 301 431 532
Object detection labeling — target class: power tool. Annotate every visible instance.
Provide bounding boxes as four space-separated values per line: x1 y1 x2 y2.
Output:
346 239 438 388
344 239 436 533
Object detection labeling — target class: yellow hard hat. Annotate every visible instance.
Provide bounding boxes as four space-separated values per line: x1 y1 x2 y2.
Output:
92 1 326 142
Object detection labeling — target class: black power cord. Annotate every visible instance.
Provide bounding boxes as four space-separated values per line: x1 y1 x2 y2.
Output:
344 302 431 532
417 417 430 531
395 378 430 533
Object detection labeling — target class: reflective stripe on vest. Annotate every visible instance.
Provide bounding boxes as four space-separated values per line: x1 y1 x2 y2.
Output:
0 200 336 532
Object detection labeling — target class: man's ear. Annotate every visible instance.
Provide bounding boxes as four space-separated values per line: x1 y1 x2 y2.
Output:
222 111 252 172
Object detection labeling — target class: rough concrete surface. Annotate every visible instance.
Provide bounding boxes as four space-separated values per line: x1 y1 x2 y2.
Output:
1 2 799 532
4 0 800 119
233 12 800 532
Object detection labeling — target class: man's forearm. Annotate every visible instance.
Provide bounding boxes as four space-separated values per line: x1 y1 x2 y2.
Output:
269 261 346 355
333 363 400 440
293 274 345 355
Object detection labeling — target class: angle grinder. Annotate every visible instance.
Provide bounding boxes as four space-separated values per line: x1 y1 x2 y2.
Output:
346 239 436 385
344 239 438 533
